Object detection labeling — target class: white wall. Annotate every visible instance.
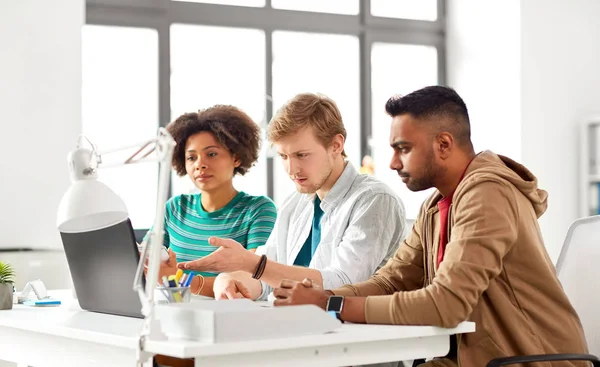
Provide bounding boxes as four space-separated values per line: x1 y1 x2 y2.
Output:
0 250 71 291
520 0 600 261
0 0 83 250
447 0 600 262
446 0 521 160
0 3 81 365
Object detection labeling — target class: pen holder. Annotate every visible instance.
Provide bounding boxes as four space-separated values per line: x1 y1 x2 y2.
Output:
155 286 191 304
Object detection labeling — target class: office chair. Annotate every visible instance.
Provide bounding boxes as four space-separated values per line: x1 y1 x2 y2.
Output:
486 354 600 367
486 215 600 366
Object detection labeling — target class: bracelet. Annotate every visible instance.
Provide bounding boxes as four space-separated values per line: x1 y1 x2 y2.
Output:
252 254 267 279
255 257 267 279
258 257 267 279
252 254 267 280
192 274 205 296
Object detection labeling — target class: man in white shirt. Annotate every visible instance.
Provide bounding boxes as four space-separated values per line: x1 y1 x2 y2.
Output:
178 93 406 301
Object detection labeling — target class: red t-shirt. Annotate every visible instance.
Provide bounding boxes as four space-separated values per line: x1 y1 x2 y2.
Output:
436 155 479 267
437 195 453 266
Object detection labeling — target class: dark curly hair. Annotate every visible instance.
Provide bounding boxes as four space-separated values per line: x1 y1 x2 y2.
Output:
166 105 261 177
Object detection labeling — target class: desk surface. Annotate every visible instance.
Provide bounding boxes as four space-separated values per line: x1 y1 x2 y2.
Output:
0 290 475 366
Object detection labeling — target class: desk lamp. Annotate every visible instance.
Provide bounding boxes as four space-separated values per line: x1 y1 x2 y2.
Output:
56 128 176 366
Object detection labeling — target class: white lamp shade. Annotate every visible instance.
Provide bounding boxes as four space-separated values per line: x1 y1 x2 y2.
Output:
57 179 129 233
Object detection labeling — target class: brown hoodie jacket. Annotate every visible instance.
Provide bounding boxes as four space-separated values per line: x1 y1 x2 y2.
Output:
333 151 588 366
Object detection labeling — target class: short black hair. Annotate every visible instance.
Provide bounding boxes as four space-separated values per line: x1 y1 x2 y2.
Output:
385 86 471 146
166 105 261 177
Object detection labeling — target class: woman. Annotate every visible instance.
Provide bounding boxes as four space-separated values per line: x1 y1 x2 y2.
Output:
156 105 276 298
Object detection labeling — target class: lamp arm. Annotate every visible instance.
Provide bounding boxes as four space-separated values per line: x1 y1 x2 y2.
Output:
133 128 175 310
83 136 164 174
98 138 157 166
119 128 175 367
69 128 175 367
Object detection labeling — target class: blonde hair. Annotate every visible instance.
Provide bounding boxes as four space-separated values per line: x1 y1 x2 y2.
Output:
268 93 347 157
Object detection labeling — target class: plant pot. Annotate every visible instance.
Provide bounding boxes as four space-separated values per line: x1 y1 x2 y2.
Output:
0 283 13 310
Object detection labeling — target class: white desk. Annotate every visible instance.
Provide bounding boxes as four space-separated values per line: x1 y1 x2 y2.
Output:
0 292 475 367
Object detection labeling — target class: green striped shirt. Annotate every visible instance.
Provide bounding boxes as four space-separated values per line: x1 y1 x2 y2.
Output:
160 192 277 277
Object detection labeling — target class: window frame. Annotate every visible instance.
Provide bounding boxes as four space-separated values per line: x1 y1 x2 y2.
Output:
85 0 446 231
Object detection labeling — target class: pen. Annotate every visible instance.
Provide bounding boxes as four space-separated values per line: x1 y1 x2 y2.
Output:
184 272 195 287
168 275 182 302
179 273 188 287
175 269 184 285
161 275 173 302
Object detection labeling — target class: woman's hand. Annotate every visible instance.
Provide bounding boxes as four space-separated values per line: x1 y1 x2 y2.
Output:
158 248 178 282
213 273 252 300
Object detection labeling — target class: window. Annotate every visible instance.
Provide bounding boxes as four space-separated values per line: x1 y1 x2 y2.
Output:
370 0 437 21
271 0 359 15
172 0 265 7
271 31 360 204
170 24 267 198
82 25 159 230
370 43 438 219
86 0 446 212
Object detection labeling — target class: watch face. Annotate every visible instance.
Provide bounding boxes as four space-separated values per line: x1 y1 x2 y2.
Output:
327 296 344 312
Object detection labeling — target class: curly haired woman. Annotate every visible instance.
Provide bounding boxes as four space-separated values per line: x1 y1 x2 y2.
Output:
155 105 276 298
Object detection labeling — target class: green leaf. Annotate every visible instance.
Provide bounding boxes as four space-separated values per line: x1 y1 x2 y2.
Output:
0 261 15 284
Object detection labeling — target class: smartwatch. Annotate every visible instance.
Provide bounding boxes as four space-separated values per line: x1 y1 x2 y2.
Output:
326 295 345 322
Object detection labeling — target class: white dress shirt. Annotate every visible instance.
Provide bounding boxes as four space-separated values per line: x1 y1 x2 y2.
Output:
256 162 406 300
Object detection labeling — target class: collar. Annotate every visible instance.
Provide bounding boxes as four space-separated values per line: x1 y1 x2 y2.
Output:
301 161 358 214
441 152 480 201
428 152 481 213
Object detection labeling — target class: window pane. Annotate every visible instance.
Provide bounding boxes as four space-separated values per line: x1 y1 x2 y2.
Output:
370 0 437 21
82 25 159 230
371 43 438 219
272 31 360 205
172 0 265 7
170 24 267 198
271 0 358 15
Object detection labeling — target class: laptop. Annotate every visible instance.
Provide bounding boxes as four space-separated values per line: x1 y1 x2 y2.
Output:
60 219 145 318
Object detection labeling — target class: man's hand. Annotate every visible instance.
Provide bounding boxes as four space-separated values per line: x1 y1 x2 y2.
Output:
178 237 258 273
213 273 252 300
273 278 329 309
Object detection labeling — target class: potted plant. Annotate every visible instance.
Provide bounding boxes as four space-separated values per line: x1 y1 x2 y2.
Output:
0 261 15 310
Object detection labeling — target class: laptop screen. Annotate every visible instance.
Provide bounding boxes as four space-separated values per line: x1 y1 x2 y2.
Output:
60 219 145 318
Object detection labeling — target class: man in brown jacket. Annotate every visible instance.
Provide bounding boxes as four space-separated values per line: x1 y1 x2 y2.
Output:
272 86 588 366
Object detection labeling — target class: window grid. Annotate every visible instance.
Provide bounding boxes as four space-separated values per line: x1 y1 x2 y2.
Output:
85 0 446 224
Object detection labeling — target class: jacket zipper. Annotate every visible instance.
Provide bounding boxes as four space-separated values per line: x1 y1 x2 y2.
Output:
424 212 433 286
425 206 461 363
447 204 453 246
422 212 428 286
447 203 462 365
